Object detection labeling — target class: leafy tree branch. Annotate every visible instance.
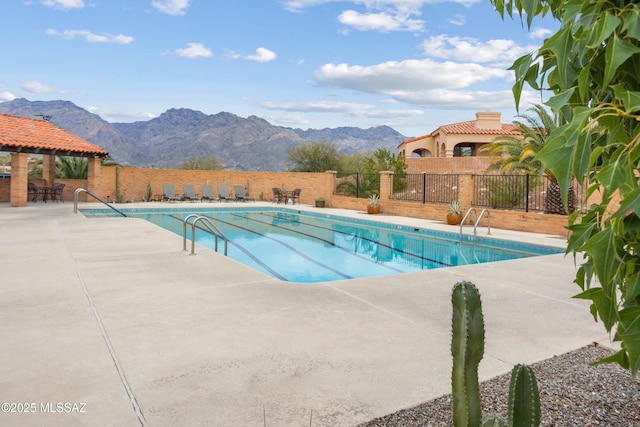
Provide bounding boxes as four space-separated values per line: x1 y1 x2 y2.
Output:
491 0 640 375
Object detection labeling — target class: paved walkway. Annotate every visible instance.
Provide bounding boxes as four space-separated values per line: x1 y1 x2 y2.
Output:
0 202 611 426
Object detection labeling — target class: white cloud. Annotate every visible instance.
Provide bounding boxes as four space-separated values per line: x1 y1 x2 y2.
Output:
338 9 425 32
312 56 516 111
223 50 242 61
315 58 509 92
395 88 517 108
260 100 424 119
448 14 466 26
284 0 481 13
422 35 535 65
174 43 213 59
0 91 16 102
283 0 481 32
530 27 552 39
267 114 310 126
245 47 277 63
151 0 190 16
46 29 134 44
261 100 375 112
85 106 156 123
42 0 85 10
21 81 57 93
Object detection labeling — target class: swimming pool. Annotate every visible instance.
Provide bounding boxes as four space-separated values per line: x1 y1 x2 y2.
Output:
82 207 563 283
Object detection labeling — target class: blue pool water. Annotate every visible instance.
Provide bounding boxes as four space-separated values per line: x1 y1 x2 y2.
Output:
82 207 562 283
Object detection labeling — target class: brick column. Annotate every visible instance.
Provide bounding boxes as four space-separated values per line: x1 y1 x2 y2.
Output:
41 154 56 185
324 170 337 206
87 157 101 192
10 153 29 207
379 171 393 203
458 174 474 212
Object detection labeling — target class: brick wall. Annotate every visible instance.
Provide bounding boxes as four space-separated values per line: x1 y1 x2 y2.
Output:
95 166 327 205
0 164 571 236
0 179 9 201
328 196 570 236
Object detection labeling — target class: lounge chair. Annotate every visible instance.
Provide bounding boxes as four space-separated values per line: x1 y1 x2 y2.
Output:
201 184 220 202
289 188 301 204
217 184 233 202
182 184 200 202
233 185 254 202
162 184 182 202
272 187 284 204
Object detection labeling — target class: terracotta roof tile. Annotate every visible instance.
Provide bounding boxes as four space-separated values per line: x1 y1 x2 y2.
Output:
0 113 108 157
400 118 521 146
439 120 520 135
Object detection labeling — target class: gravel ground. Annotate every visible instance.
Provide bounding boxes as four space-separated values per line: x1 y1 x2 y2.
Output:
359 344 639 426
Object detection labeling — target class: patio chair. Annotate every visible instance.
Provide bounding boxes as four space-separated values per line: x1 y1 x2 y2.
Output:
162 184 182 202
28 182 42 202
272 187 284 204
182 184 200 202
217 184 233 202
233 185 254 202
289 188 301 204
49 183 65 203
201 184 220 202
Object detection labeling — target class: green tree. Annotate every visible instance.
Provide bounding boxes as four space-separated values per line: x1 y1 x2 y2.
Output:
338 151 369 174
492 0 640 374
287 141 341 172
180 155 224 170
56 156 87 179
28 157 43 178
347 148 409 198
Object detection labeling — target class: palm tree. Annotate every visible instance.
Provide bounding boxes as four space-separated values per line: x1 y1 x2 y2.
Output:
485 104 575 214
56 156 88 179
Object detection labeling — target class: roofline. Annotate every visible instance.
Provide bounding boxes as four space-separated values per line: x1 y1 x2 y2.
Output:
0 144 109 158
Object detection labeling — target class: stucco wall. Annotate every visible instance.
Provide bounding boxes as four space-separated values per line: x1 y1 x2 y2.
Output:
406 157 492 174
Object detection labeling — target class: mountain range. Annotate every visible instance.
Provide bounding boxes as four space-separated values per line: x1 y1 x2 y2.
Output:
0 98 409 171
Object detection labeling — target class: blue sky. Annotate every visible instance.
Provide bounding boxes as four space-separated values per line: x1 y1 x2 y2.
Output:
1 0 557 137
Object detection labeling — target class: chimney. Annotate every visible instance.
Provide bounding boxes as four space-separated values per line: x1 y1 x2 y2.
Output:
474 110 501 130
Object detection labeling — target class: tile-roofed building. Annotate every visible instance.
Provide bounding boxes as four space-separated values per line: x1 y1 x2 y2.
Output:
398 111 520 159
0 113 108 207
0 113 108 158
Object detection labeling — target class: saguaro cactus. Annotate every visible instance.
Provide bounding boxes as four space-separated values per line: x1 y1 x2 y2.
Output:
451 281 485 426
451 281 540 427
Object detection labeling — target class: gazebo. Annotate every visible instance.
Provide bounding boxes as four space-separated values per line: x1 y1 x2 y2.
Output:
0 113 109 207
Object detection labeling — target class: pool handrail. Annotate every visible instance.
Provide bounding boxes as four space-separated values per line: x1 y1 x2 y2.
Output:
476 209 491 236
183 214 228 255
459 207 491 242
73 188 127 217
459 207 477 241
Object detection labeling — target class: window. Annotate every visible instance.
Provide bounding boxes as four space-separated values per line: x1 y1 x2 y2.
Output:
453 143 474 157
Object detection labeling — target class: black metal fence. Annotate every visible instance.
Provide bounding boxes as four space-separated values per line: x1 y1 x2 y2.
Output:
335 171 587 214
334 172 380 198
391 173 459 203
473 174 587 213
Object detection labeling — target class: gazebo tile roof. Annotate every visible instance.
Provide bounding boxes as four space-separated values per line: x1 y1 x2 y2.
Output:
0 113 108 157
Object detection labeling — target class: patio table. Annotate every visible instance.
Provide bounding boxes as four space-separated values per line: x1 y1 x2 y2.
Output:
36 185 55 203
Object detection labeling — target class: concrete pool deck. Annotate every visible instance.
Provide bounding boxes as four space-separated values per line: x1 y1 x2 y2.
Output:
0 202 612 426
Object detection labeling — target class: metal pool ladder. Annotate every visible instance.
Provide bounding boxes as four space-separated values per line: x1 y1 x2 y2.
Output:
183 214 228 255
73 188 127 217
459 208 491 241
